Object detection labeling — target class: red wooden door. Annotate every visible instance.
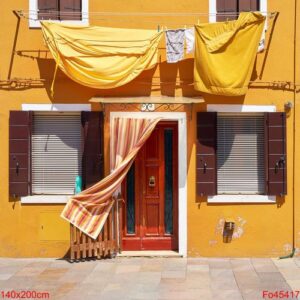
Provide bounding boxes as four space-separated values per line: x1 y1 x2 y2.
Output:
122 122 178 250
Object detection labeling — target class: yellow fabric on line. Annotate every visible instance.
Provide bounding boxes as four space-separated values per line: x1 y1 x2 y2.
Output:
41 22 163 89
194 12 265 96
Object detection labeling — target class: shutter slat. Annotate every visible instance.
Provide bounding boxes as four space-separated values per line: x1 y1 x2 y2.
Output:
32 112 82 195
196 112 217 196
217 113 265 194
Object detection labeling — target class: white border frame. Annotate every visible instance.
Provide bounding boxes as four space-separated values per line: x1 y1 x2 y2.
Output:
209 0 267 23
29 0 89 28
207 104 276 203
110 111 187 257
20 103 91 204
22 103 91 111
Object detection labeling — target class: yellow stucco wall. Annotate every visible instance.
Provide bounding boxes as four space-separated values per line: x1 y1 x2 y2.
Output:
0 0 298 257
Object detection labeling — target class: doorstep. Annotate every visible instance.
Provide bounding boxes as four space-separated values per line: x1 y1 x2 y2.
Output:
117 250 182 257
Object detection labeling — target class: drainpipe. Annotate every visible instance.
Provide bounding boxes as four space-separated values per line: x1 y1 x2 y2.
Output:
279 0 297 259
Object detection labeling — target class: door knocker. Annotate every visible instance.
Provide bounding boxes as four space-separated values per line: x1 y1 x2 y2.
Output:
149 176 156 187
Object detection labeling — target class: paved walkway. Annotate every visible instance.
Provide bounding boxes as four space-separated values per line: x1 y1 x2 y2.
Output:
0 257 300 300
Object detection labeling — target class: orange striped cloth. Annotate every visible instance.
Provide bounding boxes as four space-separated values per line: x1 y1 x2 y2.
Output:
61 117 161 239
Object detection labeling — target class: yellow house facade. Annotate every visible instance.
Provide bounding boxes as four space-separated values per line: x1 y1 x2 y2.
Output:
0 0 299 258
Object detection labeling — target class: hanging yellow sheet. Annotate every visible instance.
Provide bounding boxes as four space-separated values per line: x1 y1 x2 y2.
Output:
194 12 265 96
41 22 163 89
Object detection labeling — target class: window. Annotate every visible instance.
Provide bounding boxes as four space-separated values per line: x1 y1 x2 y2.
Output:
217 113 265 194
9 110 104 199
37 0 82 21
31 112 82 195
209 0 266 23
29 0 89 28
196 111 287 199
217 0 260 21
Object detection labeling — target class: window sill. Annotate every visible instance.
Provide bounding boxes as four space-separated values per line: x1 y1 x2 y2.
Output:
29 19 89 29
21 195 71 204
207 195 276 203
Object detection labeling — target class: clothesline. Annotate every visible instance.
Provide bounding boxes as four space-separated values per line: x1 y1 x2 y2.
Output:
16 10 277 22
17 10 277 17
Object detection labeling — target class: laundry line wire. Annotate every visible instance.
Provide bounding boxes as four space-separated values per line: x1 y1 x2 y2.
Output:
16 10 277 22
18 10 276 17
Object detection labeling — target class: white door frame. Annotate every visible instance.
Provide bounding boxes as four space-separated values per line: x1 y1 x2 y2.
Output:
110 111 187 257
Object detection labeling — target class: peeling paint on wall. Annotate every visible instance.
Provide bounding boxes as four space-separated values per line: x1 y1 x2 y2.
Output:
283 243 293 253
209 240 218 246
188 248 202 256
215 218 225 236
232 217 247 240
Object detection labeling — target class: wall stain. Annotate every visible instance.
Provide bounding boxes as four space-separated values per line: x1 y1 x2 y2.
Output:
209 240 218 246
283 243 293 253
232 217 247 240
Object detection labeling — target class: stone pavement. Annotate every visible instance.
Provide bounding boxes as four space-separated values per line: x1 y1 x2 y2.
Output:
0 257 300 300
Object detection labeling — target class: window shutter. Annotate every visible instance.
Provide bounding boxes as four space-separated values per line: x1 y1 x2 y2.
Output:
196 112 217 196
265 112 287 196
59 0 82 20
9 111 32 197
81 112 104 189
38 0 59 20
32 112 82 194
217 0 238 21
239 0 259 12
216 0 259 21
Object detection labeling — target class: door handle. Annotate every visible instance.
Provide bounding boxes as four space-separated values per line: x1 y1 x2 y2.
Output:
16 162 19 175
275 156 285 173
149 176 156 187
200 159 207 173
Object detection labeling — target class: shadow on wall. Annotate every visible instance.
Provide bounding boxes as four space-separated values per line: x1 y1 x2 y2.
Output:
37 57 202 100
159 58 201 97
36 58 156 101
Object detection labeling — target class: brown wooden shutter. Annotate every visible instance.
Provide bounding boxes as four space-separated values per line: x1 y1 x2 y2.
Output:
59 0 82 20
216 0 259 21
38 0 59 20
9 111 32 197
217 0 238 21
81 112 104 189
239 0 259 12
265 112 287 196
196 112 217 196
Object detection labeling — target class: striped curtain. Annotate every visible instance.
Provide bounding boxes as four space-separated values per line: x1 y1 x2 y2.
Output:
61 117 161 239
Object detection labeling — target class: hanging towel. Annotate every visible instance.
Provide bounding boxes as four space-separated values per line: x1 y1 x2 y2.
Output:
40 22 163 90
258 29 266 52
165 29 185 63
258 18 267 53
185 27 195 54
194 12 265 96
61 117 162 239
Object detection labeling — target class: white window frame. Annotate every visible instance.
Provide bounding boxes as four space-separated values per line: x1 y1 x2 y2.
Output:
29 0 89 28
21 103 91 204
207 104 276 203
209 0 267 23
